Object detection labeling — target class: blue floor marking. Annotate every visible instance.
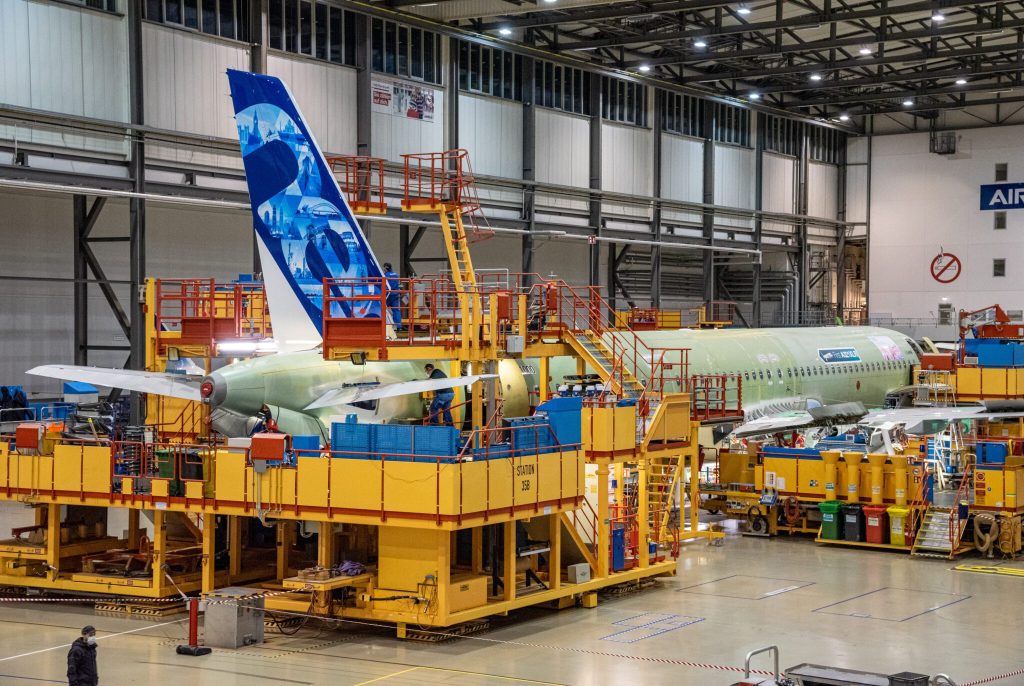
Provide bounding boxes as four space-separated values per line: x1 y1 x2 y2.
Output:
599 612 705 644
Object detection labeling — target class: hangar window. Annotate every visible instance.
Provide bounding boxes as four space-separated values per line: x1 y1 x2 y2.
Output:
995 211 1007 230
662 92 705 138
994 258 1007 277
458 42 523 102
712 102 750 146
534 61 590 115
68 0 118 11
764 115 802 157
996 163 1009 182
371 17 443 84
601 76 648 127
263 1 357 65
145 0 250 41
809 125 845 165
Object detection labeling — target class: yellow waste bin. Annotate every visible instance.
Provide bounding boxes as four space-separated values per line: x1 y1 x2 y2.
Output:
887 505 910 547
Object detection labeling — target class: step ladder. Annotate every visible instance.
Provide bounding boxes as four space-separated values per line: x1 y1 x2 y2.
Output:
564 331 646 400
438 207 478 292
647 452 680 538
911 506 970 559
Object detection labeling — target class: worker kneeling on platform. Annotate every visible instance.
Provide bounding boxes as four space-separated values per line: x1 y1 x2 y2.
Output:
67 625 98 686
425 364 454 426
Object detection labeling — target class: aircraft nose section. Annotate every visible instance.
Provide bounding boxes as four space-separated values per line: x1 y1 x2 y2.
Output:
200 372 227 407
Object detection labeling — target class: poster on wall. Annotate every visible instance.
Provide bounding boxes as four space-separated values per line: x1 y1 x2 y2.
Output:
371 80 434 122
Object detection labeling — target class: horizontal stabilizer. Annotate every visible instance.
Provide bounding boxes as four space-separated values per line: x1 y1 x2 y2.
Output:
27 365 201 401
304 374 498 411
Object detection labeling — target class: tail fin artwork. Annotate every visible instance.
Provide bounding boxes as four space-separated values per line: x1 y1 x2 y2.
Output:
227 69 384 350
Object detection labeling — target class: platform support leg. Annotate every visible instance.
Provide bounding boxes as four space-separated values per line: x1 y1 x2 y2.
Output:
637 457 649 568
396 623 407 639
596 461 610 579
152 509 166 594
318 521 335 568
228 516 242 580
471 527 483 574
539 356 550 403
201 513 215 594
503 521 516 601
548 514 561 590
45 504 60 575
276 521 291 581
436 529 450 623
128 508 141 549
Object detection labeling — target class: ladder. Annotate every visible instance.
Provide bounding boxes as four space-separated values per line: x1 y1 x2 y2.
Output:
564 331 647 400
438 207 478 292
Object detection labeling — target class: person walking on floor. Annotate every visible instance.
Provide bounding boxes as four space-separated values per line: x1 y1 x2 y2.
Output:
67 625 98 686
424 363 454 427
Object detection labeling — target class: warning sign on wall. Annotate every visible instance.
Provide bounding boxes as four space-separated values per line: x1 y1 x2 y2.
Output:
930 252 961 284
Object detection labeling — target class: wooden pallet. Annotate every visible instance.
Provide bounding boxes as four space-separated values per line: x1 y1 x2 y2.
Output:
94 600 186 619
403 619 489 642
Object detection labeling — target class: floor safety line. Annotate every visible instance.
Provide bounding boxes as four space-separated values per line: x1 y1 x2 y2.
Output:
351 667 421 686
961 667 1024 685
0 617 188 662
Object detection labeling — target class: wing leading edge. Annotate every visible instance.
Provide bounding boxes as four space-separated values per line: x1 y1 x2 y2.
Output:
26 365 201 401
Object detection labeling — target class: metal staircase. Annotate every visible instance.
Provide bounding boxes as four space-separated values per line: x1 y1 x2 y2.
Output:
438 208 478 293
564 331 646 400
912 461 974 559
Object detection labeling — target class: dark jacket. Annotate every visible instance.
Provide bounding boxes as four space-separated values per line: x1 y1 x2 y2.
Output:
67 637 98 686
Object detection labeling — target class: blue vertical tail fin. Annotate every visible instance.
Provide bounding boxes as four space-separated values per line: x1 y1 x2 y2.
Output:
227 69 383 349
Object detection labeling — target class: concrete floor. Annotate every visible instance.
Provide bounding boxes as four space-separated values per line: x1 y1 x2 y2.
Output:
2 535 1021 686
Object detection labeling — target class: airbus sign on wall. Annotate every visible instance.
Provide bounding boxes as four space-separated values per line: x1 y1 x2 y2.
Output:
980 182 1024 210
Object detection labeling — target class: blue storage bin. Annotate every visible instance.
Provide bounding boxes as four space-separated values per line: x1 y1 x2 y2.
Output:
292 435 320 453
977 441 1008 464
330 422 372 458
412 425 459 457
373 423 414 458
977 341 1014 367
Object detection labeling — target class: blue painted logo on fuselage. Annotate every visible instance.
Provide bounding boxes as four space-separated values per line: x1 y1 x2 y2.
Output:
980 182 1024 210
818 347 861 364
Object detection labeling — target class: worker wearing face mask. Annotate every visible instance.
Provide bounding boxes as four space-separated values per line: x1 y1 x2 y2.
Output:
67 625 98 686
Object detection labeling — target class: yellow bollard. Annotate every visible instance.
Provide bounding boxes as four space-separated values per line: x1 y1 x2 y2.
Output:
844 452 864 503
821 450 841 500
866 453 887 505
890 455 909 506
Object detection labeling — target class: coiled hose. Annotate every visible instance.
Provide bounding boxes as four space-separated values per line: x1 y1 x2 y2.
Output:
974 513 999 558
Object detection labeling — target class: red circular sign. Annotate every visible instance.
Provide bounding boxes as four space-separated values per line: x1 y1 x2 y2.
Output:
930 253 961 283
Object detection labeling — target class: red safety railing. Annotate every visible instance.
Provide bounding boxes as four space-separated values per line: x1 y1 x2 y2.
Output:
948 459 974 553
326 155 387 214
401 149 493 241
155 279 271 352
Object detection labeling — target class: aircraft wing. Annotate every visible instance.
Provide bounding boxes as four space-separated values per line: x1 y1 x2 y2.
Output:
304 374 498 410
730 402 868 439
26 365 201 401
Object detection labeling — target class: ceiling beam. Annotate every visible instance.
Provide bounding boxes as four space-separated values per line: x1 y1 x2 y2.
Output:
474 0 736 31
855 93 1024 116
788 75 1023 107
609 16 1023 67
671 41 1024 81
555 1 1002 51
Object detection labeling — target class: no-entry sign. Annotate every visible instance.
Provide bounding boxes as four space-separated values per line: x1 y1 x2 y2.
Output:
930 252 961 283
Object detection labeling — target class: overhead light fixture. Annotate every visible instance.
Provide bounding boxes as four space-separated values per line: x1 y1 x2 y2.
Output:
809 73 823 81
956 78 967 85
638 64 651 72
498 26 513 36
694 39 707 48
736 4 752 15
932 11 946 21
902 99 914 106
749 92 761 100
839 114 851 121
858 47 872 55
543 0 558 3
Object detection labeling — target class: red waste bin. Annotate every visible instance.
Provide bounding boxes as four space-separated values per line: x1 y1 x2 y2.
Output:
863 505 889 544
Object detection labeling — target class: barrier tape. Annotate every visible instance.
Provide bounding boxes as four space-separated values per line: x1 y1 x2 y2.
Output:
0 597 181 603
962 667 1024 686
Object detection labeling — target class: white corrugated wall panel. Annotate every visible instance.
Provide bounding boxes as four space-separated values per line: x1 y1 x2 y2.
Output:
762 152 796 236
267 55 357 155
601 122 652 220
535 108 589 213
458 94 522 179
143 25 248 167
846 163 868 225
807 161 839 220
370 81 445 163
0 1 126 154
714 143 755 228
660 133 703 226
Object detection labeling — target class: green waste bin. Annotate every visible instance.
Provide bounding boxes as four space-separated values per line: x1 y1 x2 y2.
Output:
818 500 843 540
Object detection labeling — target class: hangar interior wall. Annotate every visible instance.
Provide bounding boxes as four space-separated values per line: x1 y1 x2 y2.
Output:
869 125 1024 320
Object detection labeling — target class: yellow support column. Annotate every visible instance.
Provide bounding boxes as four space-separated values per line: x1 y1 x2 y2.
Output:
436 528 450 623
637 456 649 568
471 527 483 574
503 521 516 601
539 356 550 403
128 509 141 549
228 516 242 580
201 513 215 594
596 461 610 578
548 514 561 589
45 504 60 574
151 510 166 594
318 522 335 568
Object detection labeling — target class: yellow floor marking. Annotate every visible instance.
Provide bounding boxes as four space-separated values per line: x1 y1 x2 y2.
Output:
351 667 420 686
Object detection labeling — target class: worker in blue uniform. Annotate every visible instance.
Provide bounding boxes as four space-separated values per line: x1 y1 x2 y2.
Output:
424 363 454 426
382 262 403 332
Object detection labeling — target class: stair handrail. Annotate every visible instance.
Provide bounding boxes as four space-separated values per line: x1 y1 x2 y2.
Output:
906 462 931 546
948 457 974 551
